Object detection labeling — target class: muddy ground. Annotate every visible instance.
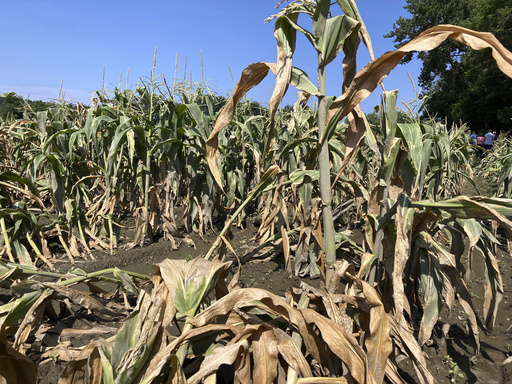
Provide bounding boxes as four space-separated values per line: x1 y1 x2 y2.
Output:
6 217 512 384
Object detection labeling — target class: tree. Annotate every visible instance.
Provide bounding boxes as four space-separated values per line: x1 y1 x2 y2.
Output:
0 93 24 121
386 0 512 131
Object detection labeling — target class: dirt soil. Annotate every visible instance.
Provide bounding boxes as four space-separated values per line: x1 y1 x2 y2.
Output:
6 219 512 384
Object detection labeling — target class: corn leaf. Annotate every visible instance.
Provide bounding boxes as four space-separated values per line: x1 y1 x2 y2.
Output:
324 24 512 147
0 326 37 384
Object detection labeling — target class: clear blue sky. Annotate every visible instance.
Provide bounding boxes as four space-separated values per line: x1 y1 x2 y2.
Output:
0 0 422 113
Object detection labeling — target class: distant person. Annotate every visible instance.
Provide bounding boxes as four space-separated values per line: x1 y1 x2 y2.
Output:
476 133 485 157
469 131 477 145
483 129 495 150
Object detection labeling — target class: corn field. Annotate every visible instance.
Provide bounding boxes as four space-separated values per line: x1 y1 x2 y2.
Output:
2 1 512 383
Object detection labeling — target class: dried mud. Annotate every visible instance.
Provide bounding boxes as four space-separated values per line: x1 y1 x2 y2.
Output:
8 220 512 384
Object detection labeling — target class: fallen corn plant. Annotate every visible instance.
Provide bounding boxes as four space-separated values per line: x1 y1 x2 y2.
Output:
0 260 149 362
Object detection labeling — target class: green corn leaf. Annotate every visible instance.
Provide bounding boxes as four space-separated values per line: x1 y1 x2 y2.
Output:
111 310 140 372
383 91 398 144
321 15 360 65
1 291 42 327
312 0 329 39
0 171 40 198
290 67 321 96
379 138 401 185
157 257 232 320
99 345 115 384
398 123 423 175
289 169 319 185
418 248 442 345
412 196 512 220
336 0 374 59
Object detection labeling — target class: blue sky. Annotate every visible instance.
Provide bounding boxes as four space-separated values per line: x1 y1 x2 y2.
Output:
0 0 422 113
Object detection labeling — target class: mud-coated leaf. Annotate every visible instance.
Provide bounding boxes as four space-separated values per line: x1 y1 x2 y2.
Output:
38 282 121 317
478 241 504 332
417 250 442 346
155 257 231 319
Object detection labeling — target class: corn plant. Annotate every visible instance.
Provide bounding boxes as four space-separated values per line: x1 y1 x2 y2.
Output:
198 0 512 380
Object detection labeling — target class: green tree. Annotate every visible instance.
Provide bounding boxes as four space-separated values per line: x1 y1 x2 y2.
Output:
386 0 512 130
0 93 24 121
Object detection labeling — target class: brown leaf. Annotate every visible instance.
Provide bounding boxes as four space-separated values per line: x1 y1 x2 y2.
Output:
13 290 54 351
360 280 393 384
38 282 121 317
0 326 37 384
299 308 370 384
188 336 250 384
189 288 327 367
297 378 348 383
206 62 270 190
273 327 312 378
251 326 278 384
325 24 512 150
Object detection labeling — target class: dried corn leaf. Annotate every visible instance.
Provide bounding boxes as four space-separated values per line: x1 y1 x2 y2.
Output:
37 282 121 317
324 24 512 156
251 325 278 384
0 326 37 384
273 327 313 378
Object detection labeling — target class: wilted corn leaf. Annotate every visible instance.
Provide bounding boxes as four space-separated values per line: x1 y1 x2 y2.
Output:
324 24 512 150
477 240 504 333
156 257 231 320
187 335 251 384
36 282 121 317
0 326 37 384
352 276 393 384
297 378 348 384
251 325 279 384
206 63 270 190
391 196 414 328
273 327 313 378
413 196 512 253
0 291 43 327
207 10 300 190
112 268 140 296
387 315 435 384
190 287 369 382
427 233 481 359
13 289 53 351
458 218 482 283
